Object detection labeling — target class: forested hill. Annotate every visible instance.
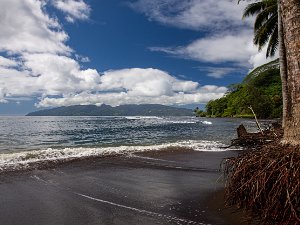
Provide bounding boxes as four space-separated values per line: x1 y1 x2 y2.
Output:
26 104 193 116
195 59 282 119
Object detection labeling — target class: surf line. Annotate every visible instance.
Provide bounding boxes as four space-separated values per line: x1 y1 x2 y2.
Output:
74 192 208 225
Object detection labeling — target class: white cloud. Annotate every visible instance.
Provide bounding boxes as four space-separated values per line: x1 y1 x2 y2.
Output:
129 0 251 31
0 61 227 106
99 68 199 94
75 54 90 62
132 0 278 70
150 32 254 64
0 87 8 103
150 31 277 68
197 66 239 79
0 0 70 54
0 56 18 68
38 89 226 108
249 49 279 68
23 53 101 95
52 0 91 23
0 0 227 107
37 69 227 107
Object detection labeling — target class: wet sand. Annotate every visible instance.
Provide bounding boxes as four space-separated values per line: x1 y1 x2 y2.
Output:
0 150 252 225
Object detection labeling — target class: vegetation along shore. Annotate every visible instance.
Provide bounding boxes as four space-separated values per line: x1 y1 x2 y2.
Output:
195 59 282 119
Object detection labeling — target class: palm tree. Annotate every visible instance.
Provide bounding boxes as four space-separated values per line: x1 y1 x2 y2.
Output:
240 0 287 127
241 0 278 57
279 0 300 145
240 0 300 145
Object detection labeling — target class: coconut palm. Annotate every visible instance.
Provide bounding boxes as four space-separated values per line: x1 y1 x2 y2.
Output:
240 0 287 127
239 0 300 145
279 0 300 145
241 0 278 57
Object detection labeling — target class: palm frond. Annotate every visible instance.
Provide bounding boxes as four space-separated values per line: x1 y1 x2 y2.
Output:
241 0 278 58
254 18 278 50
254 5 277 31
243 2 266 19
266 26 278 57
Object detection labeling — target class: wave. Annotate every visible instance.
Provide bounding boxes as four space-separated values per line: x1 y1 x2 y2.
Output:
123 116 213 126
167 121 197 124
0 140 240 173
201 121 212 125
124 117 197 124
124 116 162 120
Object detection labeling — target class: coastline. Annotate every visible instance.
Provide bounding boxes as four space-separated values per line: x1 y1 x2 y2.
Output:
0 148 249 225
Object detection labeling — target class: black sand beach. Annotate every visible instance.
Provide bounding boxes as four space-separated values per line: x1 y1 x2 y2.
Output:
0 150 251 225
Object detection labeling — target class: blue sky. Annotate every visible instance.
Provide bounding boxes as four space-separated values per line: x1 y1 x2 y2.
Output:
0 0 277 115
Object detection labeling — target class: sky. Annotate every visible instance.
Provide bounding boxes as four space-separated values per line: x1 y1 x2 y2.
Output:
0 0 277 115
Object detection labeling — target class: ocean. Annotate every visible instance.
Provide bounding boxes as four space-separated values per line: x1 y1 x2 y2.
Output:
0 116 260 172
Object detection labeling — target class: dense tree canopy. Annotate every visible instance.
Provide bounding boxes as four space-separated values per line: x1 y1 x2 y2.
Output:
195 60 282 119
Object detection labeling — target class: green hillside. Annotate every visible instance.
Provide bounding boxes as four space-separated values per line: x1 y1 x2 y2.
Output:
196 59 282 119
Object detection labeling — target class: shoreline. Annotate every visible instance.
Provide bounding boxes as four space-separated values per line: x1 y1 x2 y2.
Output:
0 140 239 175
0 148 251 225
0 147 196 175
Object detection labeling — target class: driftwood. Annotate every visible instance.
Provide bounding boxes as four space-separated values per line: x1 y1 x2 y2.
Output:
248 106 264 134
231 123 283 148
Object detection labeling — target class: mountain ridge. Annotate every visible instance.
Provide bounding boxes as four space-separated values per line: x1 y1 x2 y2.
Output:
26 104 193 116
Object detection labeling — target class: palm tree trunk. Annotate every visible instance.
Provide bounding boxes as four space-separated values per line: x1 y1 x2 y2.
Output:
278 0 288 128
280 0 300 145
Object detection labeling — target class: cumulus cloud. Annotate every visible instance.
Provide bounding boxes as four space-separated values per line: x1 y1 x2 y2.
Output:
0 62 227 106
22 53 100 95
0 0 227 107
0 0 97 104
37 69 227 107
52 0 91 23
0 0 70 54
38 89 226 108
0 56 18 68
99 68 199 94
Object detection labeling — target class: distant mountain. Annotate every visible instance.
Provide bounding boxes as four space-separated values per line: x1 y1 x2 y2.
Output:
26 104 193 116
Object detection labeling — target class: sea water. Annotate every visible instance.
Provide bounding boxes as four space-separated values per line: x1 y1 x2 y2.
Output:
0 116 262 171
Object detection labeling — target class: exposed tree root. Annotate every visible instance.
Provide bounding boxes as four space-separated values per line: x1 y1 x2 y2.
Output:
224 124 300 224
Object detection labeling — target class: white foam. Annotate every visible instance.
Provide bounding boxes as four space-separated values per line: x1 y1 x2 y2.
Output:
124 116 212 126
201 121 212 125
0 140 240 172
167 121 197 124
124 116 162 120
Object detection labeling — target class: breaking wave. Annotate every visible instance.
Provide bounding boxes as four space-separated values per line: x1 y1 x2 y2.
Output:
201 121 212 125
124 116 162 120
123 116 212 125
0 140 240 173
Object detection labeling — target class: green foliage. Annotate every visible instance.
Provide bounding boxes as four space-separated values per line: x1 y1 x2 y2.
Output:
204 61 282 119
194 107 207 117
